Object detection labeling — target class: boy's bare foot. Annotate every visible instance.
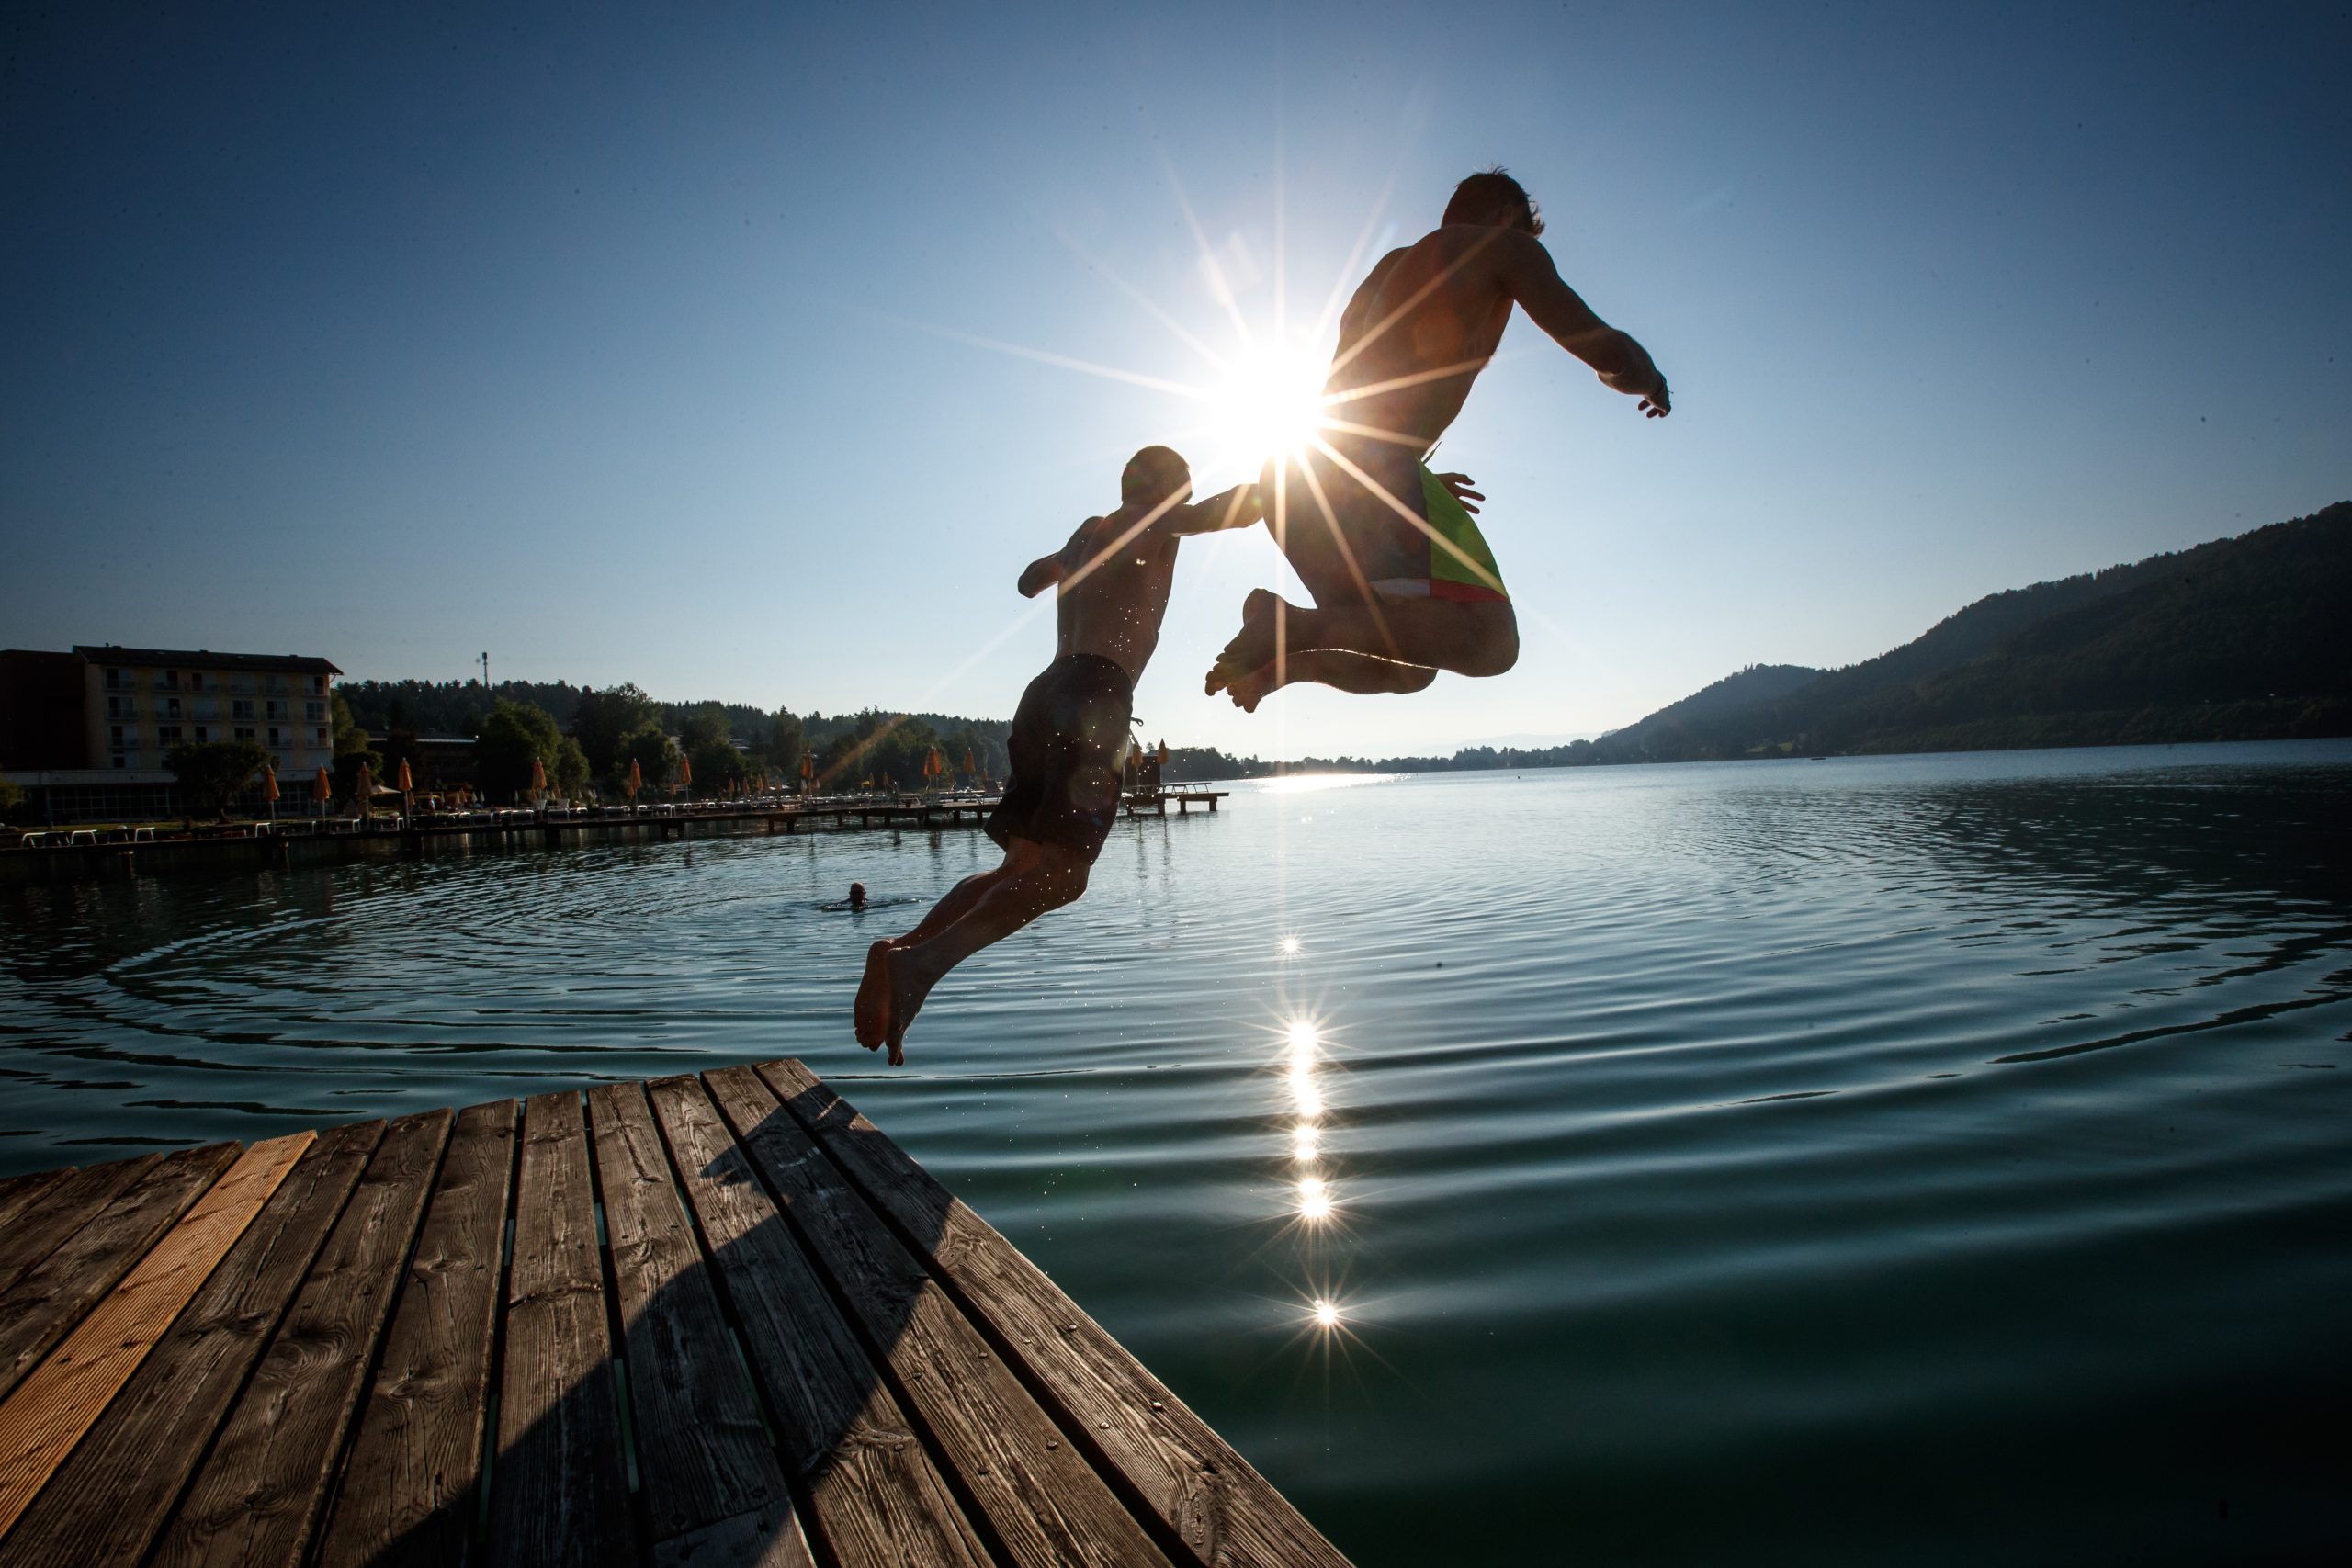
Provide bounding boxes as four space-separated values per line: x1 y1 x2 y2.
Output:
854 940 893 1048
880 942 936 1066
1204 588 1283 700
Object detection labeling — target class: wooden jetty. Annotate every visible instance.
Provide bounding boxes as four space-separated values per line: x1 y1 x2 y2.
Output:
0 1058 1346 1567
2 792 1232 883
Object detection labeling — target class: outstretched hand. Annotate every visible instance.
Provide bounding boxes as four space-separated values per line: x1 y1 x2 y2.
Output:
1638 378 1671 419
1431 472 1486 514
1016 553 1062 598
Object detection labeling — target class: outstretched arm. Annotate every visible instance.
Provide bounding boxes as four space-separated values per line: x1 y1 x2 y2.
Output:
1495 231 1670 417
1016 550 1065 598
1163 481 1267 536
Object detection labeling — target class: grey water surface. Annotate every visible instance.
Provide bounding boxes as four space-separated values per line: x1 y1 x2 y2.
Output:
4 741 2348 1564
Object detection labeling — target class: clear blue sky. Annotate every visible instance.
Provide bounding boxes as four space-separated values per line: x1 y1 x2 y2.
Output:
6 2 2346 759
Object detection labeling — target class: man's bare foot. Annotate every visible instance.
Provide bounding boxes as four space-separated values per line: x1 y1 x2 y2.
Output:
1222 661 1286 713
1204 588 1284 699
879 942 937 1066
854 940 894 1048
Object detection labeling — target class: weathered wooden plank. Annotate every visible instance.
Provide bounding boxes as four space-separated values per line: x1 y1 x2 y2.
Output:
313 1100 516 1568
647 1073 989 1568
704 1064 1172 1568
762 1057 1354 1568
0 1122 380 1568
587 1082 810 1563
650 1503 815 1568
0 1155 158 1300
0 1143 241 1404
152 1111 451 1568
0 1133 314 1548
0 1170 72 1239
491 1091 634 1568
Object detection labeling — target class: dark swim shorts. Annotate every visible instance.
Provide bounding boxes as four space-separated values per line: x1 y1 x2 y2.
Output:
985 652 1135 861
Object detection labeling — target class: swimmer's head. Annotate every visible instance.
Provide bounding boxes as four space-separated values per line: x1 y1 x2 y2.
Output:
849 881 867 908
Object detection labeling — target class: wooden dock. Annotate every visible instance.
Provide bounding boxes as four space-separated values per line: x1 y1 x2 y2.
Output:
0 1059 1346 1567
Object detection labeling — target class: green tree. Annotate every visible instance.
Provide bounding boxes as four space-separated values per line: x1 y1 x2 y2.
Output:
167 739 273 820
763 707 805 779
553 735 592 799
571 683 660 777
331 692 374 758
614 724 679 797
0 774 24 823
476 699 567 804
675 703 752 796
678 702 730 755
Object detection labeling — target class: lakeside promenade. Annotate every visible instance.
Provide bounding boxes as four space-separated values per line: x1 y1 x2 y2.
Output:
2 790 1229 884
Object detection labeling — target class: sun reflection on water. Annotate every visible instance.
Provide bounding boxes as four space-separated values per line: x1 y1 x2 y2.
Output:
1270 994 1364 1352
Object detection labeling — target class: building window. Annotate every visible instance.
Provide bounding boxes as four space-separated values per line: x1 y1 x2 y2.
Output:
162 670 180 689
159 726 184 744
112 754 128 769
232 699 254 720
312 675 327 694
194 726 209 742
189 671 206 691
233 727 256 741
306 701 326 721
105 668 124 690
265 700 288 720
315 727 329 746
267 727 283 745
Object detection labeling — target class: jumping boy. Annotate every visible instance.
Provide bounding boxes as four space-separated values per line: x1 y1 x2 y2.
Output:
852 446 1262 1063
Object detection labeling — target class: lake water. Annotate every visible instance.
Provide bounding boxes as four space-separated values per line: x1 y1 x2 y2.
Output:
4 741 2348 1563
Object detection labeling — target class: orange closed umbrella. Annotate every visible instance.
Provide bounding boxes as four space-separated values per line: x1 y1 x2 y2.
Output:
677 751 692 792
1156 739 1170 766
531 756 548 797
356 761 374 818
628 758 642 798
800 753 814 781
396 759 413 794
312 765 331 810
963 748 976 774
263 766 279 801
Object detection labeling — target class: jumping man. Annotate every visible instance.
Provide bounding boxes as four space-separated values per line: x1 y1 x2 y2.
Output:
1205 167 1671 711
853 446 1263 1063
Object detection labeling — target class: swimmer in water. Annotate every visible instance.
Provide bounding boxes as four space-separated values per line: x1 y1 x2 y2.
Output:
848 882 867 911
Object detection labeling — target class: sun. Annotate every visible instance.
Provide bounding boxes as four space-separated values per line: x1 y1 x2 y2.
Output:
1204 342 1329 463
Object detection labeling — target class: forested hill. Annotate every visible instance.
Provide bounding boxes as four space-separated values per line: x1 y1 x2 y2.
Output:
1586 501 2352 762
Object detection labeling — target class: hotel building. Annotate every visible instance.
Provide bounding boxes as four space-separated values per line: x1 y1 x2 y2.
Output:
1 644 342 820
